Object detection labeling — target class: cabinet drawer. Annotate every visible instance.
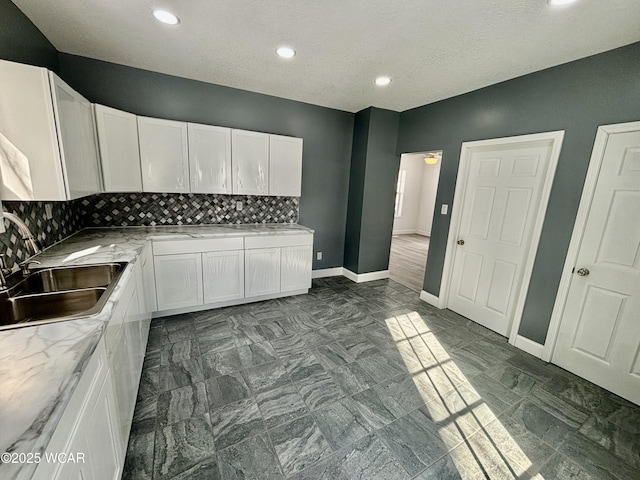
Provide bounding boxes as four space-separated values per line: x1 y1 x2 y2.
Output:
153 237 244 255
245 233 312 249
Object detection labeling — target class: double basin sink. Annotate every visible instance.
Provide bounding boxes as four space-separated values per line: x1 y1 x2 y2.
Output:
0 262 127 329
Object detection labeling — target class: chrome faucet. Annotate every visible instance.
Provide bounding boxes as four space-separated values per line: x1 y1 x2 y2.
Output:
0 212 42 290
0 254 11 290
2 211 41 256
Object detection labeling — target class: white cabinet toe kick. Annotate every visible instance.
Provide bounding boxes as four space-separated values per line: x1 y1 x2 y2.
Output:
151 232 313 318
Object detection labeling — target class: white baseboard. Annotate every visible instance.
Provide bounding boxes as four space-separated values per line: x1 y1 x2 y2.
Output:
513 335 544 358
419 290 441 308
343 269 390 283
416 229 431 237
312 267 344 279
392 229 417 235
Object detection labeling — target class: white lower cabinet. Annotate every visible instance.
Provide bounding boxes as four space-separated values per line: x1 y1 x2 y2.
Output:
33 340 121 480
245 248 281 297
56 368 121 480
152 232 313 314
82 373 121 480
281 245 313 292
154 253 203 310
203 250 244 303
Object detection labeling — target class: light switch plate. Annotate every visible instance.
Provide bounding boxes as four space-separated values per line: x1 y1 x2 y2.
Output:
236 201 243 211
316 251 322 260
45 204 53 220
441 204 449 215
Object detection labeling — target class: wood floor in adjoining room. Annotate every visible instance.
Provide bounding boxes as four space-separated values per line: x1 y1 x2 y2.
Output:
388 234 430 292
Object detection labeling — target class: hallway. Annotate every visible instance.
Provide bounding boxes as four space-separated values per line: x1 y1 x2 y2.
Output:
389 234 430 292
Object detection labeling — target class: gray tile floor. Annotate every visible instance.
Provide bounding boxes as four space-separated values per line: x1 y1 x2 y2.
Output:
123 277 640 480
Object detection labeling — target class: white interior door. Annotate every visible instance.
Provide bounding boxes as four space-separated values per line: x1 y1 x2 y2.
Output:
447 135 560 336
552 125 640 405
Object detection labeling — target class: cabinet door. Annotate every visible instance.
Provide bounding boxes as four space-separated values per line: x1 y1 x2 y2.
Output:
203 250 244 303
50 74 101 199
188 123 232 194
245 248 281 297
154 253 203 310
0 53 66 200
83 372 122 480
53 433 86 480
269 135 303 197
95 104 143 192
281 245 312 292
138 117 189 193
232 129 269 195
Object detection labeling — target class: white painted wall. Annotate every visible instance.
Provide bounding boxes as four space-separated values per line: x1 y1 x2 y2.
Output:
416 160 441 236
392 154 424 234
393 153 441 236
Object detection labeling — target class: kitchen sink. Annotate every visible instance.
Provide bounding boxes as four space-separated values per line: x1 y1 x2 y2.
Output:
13 263 126 295
0 262 127 329
0 288 107 327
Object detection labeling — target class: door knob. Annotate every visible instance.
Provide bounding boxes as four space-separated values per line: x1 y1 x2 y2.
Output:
457 239 465 245
576 268 590 276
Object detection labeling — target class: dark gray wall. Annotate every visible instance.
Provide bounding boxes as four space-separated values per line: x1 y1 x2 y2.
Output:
343 109 370 273
57 54 354 270
344 108 400 274
397 41 640 343
0 0 58 71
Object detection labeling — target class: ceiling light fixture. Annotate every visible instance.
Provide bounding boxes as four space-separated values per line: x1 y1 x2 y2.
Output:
276 46 296 59
152 9 180 25
547 0 578 6
375 76 392 86
424 154 440 165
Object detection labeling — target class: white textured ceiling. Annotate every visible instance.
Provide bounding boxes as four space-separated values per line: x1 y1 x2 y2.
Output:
12 0 640 112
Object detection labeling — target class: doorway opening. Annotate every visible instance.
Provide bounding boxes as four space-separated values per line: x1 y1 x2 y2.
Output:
388 151 442 292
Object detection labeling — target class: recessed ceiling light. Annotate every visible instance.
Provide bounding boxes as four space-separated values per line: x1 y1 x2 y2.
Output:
548 0 578 6
276 46 296 59
152 9 180 25
375 76 392 86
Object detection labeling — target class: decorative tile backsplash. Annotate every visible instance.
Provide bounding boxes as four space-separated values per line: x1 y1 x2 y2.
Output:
80 193 299 226
0 193 299 268
1 199 84 267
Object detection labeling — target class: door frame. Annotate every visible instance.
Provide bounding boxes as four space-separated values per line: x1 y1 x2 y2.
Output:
543 121 640 362
438 131 565 347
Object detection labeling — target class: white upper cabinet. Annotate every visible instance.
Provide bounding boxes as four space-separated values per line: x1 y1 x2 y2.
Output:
188 123 232 194
73 96 102 198
269 134 303 197
0 60 101 200
94 105 143 192
232 129 269 195
137 116 189 193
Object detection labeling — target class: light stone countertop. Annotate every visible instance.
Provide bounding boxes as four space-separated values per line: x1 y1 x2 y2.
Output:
0 223 313 480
